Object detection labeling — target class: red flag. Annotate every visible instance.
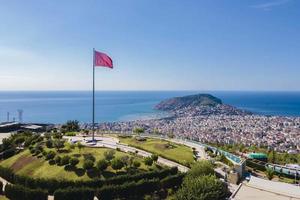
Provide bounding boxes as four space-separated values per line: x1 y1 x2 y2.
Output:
94 50 113 68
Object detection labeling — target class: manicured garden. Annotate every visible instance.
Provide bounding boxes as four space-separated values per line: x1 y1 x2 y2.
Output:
118 135 195 166
0 147 149 181
0 121 230 200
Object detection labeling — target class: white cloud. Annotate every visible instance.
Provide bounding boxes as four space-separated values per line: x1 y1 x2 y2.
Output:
251 0 291 11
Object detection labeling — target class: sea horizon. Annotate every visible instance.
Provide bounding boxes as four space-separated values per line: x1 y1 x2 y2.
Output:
0 90 300 124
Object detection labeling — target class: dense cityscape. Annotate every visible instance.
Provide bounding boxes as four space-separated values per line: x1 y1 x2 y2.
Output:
97 104 300 153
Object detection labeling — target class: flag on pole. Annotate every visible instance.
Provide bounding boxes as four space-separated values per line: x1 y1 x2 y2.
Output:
94 50 113 68
91 49 113 141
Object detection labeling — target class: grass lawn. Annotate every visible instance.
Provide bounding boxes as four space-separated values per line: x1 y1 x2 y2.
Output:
64 131 78 136
0 147 149 181
118 136 194 166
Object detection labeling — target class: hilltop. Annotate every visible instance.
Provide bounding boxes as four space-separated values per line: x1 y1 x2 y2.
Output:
155 94 222 111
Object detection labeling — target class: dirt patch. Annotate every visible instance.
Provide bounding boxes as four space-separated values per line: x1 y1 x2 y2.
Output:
154 143 175 150
11 155 38 172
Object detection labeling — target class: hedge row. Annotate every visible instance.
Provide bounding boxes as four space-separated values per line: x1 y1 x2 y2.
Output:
160 173 184 189
53 173 184 200
54 187 94 200
97 178 159 199
0 166 178 194
5 184 48 200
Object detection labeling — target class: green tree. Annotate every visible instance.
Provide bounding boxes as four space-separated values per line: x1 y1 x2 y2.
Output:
133 160 141 169
54 155 61 164
133 127 144 134
104 150 115 161
77 142 84 153
46 140 53 148
83 160 94 170
175 175 229 200
120 156 130 168
60 155 71 166
53 139 65 152
265 167 274 180
268 150 276 163
151 154 158 162
111 158 124 171
69 157 79 167
46 151 56 160
61 120 80 132
187 161 215 179
97 159 109 172
144 157 153 166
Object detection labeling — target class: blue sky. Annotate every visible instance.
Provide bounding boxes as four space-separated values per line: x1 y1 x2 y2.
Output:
0 0 299 91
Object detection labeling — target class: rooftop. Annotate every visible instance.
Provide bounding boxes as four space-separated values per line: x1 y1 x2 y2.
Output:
231 176 300 200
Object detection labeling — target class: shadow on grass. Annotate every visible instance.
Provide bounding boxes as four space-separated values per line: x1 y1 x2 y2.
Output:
87 167 101 179
64 165 76 171
102 171 116 179
72 154 81 158
48 160 56 165
115 171 127 176
57 149 70 153
75 168 85 177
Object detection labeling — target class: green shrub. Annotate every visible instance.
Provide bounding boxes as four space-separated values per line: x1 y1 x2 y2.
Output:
96 159 108 172
0 166 178 194
103 150 115 161
0 148 16 159
60 156 71 166
144 157 153 166
46 140 53 148
30 148 35 154
133 160 141 168
83 154 96 163
5 184 48 200
64 132 77 136
111 158 124 171
54 155 61 164
42 150 47 157
83 160 94 170
175 175 229 200
46 151 56 160
186 161 215 179
54 187 94 200
69 158 79 167
160 174 185 189
34 150 41 156
48 159 55 165
96 178 159 199
151 154 159 162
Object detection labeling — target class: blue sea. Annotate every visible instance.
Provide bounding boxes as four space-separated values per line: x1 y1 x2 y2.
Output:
0 91 299 124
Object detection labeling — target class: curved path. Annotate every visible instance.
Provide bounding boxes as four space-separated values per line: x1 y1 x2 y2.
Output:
64 135 189 173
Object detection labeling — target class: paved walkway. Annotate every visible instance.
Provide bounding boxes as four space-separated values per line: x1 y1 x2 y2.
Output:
64 136 189 172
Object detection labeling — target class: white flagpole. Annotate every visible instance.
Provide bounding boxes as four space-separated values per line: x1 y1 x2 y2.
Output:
92 48 95 141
